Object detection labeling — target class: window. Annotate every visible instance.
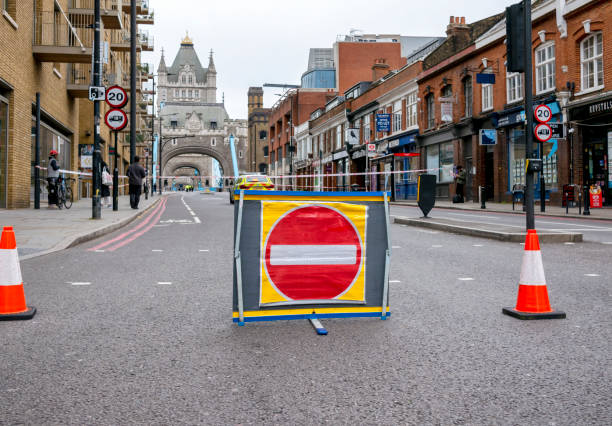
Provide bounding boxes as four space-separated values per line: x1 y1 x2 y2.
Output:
336 125 342 150
174 89 179 97
188 90 192 98
426 94 435 128
170 120 177 129
363 115 371 143
535 42 555 94
392 100 402 133
463 77 472 117
581 32 603 91
406 91 417 128
259 130 267 139
263 146 269 157
194 90 199 98
506 71 523 103
181 75 186 84
481 84 493 112
181 90 186 98
188 75 193 84
239 150 243 158
426 142 454 183
210 138 216 146
210 121 217 130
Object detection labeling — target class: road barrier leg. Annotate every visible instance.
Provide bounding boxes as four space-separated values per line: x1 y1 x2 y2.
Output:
309 318 328 335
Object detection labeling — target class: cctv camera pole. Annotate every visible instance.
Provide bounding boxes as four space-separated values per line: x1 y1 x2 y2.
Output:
523 0 535 230
92 0 102 219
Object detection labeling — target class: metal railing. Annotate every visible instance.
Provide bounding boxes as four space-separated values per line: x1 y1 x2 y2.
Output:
69 0 120 9
34 11 91 49
68 63 91 86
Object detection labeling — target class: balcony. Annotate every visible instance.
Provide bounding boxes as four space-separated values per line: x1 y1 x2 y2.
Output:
33 11 93 63
136 10 154 25
68 0 123 30
67 64 91 97
138 30 154 52
121 0 144 14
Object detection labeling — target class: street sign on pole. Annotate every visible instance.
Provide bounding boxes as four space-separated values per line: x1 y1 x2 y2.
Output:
534 123 553 142
367 143 376 152
534 104 552 123
105 85 128 108
104 108 128 131
88 86 105 101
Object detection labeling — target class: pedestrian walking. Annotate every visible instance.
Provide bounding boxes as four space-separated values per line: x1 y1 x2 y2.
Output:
454 165 467 203
101 160 112 208
126 156 146 209
47 150 60 209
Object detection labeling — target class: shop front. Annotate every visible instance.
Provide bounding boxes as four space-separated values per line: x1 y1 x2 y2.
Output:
569 95 612 206
333 150 350 191
388 132 419 200
419 128 456 198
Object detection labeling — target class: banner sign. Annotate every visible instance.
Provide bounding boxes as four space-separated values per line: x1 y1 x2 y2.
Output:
376 114 391 132
232 191 391 324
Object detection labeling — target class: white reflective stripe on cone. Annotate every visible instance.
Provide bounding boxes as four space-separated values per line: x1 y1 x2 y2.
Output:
518 250 546 286
270 245 357 266
0 249 23 286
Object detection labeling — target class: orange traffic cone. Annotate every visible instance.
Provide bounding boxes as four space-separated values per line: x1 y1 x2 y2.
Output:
503 229 565 320
0 226 36 320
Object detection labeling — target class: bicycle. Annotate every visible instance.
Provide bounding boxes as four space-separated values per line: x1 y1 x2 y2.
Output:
55 176 73 209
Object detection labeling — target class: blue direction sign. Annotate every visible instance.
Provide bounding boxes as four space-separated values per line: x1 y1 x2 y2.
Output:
376 114 391 132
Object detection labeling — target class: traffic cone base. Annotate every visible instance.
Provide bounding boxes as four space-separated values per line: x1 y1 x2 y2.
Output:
502 307 565 320
0 226 36 321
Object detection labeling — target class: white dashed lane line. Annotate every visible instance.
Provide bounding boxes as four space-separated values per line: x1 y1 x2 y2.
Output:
392 246 401 249
584 274 600 277
199 249 209 252
94 250 105 253
458 277 475 281
389 280 401 283
152 249 163 252
564 242 575 245
473 244 483 247
67 282 91 286
157 282 172 285
431 245 443 248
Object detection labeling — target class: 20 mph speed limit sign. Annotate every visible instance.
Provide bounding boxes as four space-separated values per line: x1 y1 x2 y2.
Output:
104 108 128 131
105 85 128 108
534 104 552 123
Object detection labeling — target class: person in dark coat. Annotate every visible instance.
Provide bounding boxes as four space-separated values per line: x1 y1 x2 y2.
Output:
126 156 146 209
101 160 111 207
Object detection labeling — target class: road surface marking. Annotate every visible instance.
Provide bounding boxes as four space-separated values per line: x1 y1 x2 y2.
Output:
160 219 192 223
389 280 401 283
584 274 600 277
448 212 500 220
194 217 201 224
446 217 524 228
416 229 439 234
431 245 443 248
199 249 209 252
190 211 196 216
473 244 483 247
392 246 401 249
458 277 474 281
94 250 105 253
564 242 575 245
602 242 612 245
152 249 163 252
68 282 91 286
270 245 356 265
548 228 612 232
157 282 172 285
538 220 608 229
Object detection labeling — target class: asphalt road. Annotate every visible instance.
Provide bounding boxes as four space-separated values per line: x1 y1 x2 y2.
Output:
391 204 612 244
2 192 611 424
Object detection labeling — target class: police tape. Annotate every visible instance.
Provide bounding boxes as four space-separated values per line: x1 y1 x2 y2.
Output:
155 167 442 181
36 165 129 179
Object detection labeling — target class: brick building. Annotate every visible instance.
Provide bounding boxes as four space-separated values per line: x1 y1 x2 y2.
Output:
0 0 153 209
247 87 270 174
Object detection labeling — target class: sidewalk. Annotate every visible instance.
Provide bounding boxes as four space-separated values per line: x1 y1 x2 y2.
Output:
391 199 612 221
1 195 162 260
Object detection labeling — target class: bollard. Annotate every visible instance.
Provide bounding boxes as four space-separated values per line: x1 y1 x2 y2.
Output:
578 190 582 215
540 176 545 212
565 192 569 214
583 185 590 215
480 186 486 209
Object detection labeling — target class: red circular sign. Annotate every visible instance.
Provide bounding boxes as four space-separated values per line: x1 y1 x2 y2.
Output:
105 85 128 108
534 123 552 142
534 104 552 123
104 108 128 131
264 205 362 300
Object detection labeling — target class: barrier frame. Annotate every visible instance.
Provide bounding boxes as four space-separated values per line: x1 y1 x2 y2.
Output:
232 190 391 325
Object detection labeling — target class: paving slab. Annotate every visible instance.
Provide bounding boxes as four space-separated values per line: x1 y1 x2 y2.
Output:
1 195 162 260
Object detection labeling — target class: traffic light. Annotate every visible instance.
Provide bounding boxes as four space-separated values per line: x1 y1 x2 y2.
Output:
506 2 525 72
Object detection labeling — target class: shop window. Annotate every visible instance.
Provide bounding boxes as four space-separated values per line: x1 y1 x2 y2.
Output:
406 91 417 128
508 128 526 189
463 77 472 117
535 42 555 94
426 94 435 128
392 100 402 133
581 32 603 91
426 142 454 183
506 71 523 103
481 83 493 112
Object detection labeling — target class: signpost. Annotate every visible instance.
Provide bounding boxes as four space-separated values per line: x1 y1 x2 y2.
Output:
104 88 128 211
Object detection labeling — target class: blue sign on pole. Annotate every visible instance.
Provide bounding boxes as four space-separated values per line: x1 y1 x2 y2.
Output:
152 134 158 182
376 114 391 132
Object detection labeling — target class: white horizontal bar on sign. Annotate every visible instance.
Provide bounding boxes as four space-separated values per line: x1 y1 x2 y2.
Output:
270 245 357 266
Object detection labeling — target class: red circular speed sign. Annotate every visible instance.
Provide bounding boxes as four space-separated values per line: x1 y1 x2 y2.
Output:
264 205 363 300
534 104 552 123
105 85 128 108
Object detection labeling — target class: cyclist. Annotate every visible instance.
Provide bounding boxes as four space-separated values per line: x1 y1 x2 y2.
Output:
47 150 60 208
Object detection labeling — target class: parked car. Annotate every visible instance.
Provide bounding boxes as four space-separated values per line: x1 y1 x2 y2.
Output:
229 175 275 204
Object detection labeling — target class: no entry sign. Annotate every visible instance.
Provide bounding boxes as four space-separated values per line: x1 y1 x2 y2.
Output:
261 202 367 304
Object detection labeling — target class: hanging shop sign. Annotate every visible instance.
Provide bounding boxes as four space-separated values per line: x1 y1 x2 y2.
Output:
479 129 497 145
376 114 391 132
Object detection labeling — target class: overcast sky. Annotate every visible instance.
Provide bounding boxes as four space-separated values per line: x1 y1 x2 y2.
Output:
142 0 519 119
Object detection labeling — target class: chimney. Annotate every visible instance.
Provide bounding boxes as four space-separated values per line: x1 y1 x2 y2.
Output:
446 16 470 41
372 58 390 81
